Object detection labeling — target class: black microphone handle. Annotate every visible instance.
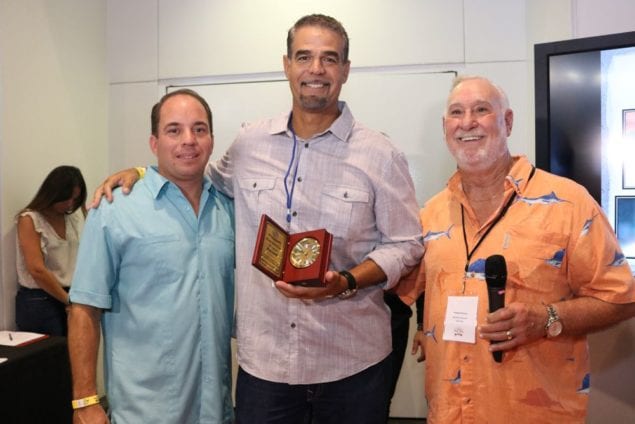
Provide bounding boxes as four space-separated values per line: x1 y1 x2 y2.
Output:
492 350 503 362
487 285 506 363
487 286 505 312
485 254 507 363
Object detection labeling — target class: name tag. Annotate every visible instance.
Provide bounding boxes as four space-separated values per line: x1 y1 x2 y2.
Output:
442 296 478 343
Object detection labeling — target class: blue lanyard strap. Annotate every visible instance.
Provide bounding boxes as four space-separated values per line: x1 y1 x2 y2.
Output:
284 128 300 223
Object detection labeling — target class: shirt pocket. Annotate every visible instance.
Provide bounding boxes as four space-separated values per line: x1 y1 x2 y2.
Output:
125 235 184 285
505 227 570 299
318 184 370 238
237 177 279 227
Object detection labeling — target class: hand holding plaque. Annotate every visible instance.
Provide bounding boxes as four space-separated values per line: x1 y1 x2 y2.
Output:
251 214 332 287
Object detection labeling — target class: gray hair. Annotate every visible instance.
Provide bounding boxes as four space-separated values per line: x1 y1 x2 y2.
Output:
449 75 510 110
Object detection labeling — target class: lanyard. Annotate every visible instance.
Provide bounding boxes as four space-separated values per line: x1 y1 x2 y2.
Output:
461 193 516 273
461 165 535 273
284 128 300 224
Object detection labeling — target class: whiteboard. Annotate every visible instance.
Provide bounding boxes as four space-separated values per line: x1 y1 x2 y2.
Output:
168 70 456 206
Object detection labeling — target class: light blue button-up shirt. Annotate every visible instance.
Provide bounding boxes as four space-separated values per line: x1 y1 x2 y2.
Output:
70 167 235 423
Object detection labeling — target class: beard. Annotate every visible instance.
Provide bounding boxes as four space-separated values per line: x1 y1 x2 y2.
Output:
299 94 328 110
453 144 502 173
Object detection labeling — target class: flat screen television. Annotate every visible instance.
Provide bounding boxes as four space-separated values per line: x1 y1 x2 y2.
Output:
534 31 635 271
535 30 635 202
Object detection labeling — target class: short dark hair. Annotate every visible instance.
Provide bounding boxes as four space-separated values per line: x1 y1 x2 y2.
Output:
22 165 87 215
151 89 213 137
287 14 350 63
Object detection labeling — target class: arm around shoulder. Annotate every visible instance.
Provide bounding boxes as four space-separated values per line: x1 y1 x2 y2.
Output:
89 167 142 209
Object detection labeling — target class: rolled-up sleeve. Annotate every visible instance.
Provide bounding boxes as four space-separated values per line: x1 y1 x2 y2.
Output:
69 201 118 309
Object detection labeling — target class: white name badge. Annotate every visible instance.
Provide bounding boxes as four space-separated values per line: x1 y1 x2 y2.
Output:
442 296 478 343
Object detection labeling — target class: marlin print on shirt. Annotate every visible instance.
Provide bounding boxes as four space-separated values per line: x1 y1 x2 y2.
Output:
446 369 461 385
608 251 627 267
423 224 454 242
508 175 524 191
545 249 566 268
424 325 437 343
465 258 486 280
580 213 599 237
576 373 591 394
518 191 568 205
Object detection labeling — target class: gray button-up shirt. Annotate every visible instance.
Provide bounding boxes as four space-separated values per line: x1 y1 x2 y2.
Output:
209 102 423 384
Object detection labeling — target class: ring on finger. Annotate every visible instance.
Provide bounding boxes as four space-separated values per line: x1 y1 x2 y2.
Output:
506 330 513 340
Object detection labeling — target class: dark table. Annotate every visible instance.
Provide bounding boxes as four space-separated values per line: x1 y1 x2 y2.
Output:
0 336 73 423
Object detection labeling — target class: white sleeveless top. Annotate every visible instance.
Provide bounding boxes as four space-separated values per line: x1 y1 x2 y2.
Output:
16 209 84 289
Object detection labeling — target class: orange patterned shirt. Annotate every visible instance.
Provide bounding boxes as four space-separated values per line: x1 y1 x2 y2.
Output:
418 156 634 423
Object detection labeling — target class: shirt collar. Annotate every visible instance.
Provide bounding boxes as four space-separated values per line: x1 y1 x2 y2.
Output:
268 101 354 143
504 155 535 195
144 165 213 199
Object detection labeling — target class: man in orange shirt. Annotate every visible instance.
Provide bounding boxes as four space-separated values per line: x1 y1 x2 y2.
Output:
409 76 635 422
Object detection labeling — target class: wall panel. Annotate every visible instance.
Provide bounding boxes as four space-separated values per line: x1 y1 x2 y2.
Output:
158 0 464 78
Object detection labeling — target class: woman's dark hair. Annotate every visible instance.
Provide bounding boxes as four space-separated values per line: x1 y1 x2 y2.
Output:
21 166 87 215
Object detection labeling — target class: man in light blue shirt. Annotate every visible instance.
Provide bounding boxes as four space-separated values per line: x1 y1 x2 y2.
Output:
68 89 235 423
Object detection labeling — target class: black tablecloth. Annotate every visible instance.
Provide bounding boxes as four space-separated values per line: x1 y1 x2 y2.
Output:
0 336 73 423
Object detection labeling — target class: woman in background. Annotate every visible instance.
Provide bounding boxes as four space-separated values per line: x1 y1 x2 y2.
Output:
15 165 87 336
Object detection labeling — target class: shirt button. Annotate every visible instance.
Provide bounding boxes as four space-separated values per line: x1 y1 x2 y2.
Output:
463 355 469 362
292 211 297 217
297 177 302 182
252 182 257 188
290 323 296 328
304 143 309 148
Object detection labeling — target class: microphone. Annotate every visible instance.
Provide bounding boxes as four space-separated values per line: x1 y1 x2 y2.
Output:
485 254 507 363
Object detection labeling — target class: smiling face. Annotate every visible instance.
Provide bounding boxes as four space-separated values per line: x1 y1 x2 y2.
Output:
283 25 350 115
443 78 513 174
150 94 213 185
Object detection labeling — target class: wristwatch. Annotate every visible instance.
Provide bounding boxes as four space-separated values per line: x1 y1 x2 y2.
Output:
545 304 563 338
338 270 358 299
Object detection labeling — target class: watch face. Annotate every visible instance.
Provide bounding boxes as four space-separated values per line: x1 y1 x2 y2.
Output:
289 237 321 269
547 320 563 337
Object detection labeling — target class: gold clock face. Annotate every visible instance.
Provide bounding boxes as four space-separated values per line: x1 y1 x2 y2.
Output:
289 237 321 269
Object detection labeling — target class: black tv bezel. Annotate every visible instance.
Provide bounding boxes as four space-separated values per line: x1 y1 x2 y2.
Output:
534 30 635 202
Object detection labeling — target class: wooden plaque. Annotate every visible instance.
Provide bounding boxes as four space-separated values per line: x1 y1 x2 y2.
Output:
251 214 332 287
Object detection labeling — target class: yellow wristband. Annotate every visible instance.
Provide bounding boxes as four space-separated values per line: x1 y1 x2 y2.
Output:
72 395 100 410
135 166 146 179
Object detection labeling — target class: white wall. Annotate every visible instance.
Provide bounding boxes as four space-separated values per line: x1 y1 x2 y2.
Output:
0 0 109 329
1 0 634 421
